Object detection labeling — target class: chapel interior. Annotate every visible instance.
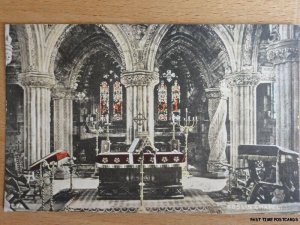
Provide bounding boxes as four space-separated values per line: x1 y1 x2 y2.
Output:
4 24 300 212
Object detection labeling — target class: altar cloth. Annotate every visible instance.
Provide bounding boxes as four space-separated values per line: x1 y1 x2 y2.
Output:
96 152 185 168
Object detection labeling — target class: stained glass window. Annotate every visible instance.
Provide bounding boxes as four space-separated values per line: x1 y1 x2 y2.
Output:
172 80 180 113
158 80 168 121
113 81 123 121
100 81 109 116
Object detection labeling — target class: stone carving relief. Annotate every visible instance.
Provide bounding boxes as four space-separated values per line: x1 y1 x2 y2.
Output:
242 25 253 67
131 24 149 40
19 72 55 88
225 72 260 87
52 84 74 100
119 24 161 70
5 25 13 66
121 70 159 87
25 25 38 71
268 24 280 43
267 47 299 64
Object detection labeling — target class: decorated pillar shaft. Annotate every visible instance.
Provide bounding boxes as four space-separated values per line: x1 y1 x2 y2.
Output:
121 70 159 144
205 83 229 173
267 39 299 151
19 72 55 168
5 24 12 66
226 72 259 168
52 88 73 156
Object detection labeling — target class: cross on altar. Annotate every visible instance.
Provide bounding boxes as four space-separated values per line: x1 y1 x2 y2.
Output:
133 112 146 133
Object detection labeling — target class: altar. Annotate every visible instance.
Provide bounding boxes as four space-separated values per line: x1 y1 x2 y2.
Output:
96 151 185 199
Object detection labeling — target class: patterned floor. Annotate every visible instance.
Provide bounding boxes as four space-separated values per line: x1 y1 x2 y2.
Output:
63 189 222 213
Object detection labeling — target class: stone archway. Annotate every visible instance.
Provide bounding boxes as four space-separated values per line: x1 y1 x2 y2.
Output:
47 24 133 159
148 25 232 175
7 25 56 168
145 24 236 73
45 24 135 76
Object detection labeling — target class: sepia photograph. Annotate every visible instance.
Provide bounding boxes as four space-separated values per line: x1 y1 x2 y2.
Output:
4 24 300 214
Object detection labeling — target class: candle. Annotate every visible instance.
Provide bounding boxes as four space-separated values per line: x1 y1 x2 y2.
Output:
106 114 109 123
185 108 188 123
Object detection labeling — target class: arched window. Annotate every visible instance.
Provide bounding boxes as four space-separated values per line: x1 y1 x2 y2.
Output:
99 72 124 122
158 80 168 121
113 81 123 121
156 70 181 121
100 81 109 116
171 80 180 114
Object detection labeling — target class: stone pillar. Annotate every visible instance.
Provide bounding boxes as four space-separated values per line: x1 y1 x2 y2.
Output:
5 24 12 66
205 81 229 177
19 72 55 168
226 72 260 168
267 38 300 200
267 39 299 151
121 70 159 144
52 88 73 157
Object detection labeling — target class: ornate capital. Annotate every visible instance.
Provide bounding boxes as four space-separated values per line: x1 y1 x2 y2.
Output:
225 72 260 87
121 70 159 87
205 88 221 99
52 86 74 100
19 71 55 88
267 39 299 64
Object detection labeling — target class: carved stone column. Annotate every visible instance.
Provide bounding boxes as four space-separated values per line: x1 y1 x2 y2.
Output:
5 24 12 66
52 87 73 156
267 39 299 151
205 82 229 177
19 72 55 168
226 72 260 168
121 70 159 144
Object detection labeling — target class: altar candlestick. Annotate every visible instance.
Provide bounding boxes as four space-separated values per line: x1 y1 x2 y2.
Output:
179 109 198 177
